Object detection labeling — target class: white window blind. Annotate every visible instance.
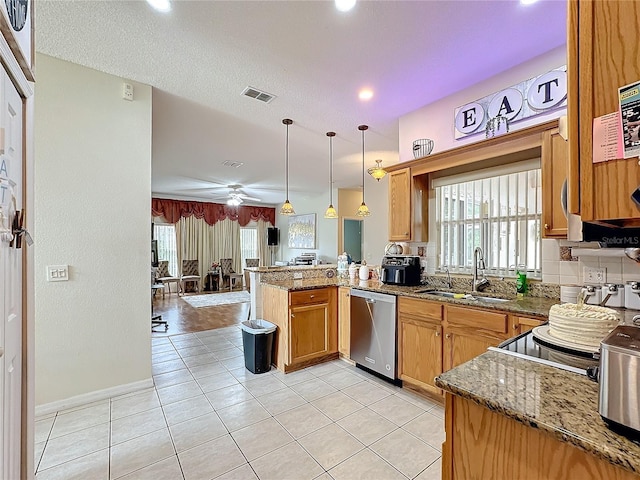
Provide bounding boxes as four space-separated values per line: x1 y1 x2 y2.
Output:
153 224 178 276
434 160 542 279
240 227 258 269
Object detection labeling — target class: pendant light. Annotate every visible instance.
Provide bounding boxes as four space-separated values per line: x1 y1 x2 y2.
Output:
324 131 338 219
356 125 371 217
280 118 295 215
367 159 387 181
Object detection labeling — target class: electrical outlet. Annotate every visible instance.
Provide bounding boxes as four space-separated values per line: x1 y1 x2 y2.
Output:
583 266 606 284
293 272 303 279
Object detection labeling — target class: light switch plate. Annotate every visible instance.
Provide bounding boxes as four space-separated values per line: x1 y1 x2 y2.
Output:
583 266 606 284
47 265 69 282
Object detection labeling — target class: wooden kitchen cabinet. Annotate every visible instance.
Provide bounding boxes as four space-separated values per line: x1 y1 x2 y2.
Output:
388 168 412 241
262 285 338 373
397 297 443 397
515 316 544 335
443 305 509 372
542 127 568 238
337 286 351 358
567 1 640 223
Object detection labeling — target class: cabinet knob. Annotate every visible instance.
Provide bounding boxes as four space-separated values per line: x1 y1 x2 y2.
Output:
309 295 315 299
404 232 409 235
435 331 440 337
445 334 451 339
291 314 295 318
513 324 518 330
544 223 549 230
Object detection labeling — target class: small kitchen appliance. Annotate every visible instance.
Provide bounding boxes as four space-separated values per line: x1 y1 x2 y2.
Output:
380 255 421 286
593 325 640 437
625 281 640 310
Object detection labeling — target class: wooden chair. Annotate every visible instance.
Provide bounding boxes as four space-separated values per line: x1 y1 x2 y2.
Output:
180 259 201 295
244 258 259 292
156 260 179 296
220 258 243 291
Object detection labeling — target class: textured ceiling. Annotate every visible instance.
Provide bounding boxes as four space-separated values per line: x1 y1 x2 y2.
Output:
36 0 567 205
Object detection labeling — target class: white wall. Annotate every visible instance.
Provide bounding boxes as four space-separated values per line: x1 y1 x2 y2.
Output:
34 55 152 406
399 46 567 162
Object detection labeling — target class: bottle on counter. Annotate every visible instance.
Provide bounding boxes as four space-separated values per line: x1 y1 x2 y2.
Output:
359 261 369 281
349 262 358 280
516 264 527 297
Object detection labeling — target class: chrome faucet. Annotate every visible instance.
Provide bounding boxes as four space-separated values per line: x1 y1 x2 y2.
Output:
443 266 452 290
473 247 490 292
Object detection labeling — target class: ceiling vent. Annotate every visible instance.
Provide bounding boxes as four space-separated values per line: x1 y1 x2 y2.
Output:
222 161 244 168
242 86 276 104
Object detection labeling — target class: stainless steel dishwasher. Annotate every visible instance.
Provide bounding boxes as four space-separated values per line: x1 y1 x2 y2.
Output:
350 289 397 381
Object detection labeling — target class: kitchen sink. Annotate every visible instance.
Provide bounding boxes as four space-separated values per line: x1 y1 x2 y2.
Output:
416 290 510 303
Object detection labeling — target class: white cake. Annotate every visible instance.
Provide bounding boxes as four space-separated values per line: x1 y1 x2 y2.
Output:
548 303 620 348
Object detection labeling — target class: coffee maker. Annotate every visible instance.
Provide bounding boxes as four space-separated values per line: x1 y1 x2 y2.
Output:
380 255 422 286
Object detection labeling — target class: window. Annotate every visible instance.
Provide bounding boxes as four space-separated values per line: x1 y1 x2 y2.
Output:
153 224 178 276
434 160 542 279
240 227 258 269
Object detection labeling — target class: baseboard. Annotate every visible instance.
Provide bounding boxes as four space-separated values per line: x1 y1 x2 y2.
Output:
35 378 154 417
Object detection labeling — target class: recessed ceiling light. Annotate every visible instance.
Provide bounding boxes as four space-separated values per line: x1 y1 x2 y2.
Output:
335 0 356 12
520 0 538 5
146 0 171 13
359 89 374 101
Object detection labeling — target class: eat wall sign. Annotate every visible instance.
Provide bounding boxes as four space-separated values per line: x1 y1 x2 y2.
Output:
454 66 567 139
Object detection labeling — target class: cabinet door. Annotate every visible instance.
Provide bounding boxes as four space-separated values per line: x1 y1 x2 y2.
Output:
568 1 640 222
443 329 502 372
338 287 351 357
542 127 568 238
398 318 442 395
388 168 412 241
289 303 330 365
517 316 544 335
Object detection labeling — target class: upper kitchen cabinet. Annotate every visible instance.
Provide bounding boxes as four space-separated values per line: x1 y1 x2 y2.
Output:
541 127 568 237
388 168 412 241
388 168 428 242
568 1 640 224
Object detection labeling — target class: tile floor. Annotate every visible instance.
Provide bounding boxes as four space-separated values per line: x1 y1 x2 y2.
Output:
34 326 444 480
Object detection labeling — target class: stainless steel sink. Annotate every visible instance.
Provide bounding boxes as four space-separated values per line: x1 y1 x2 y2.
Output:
417 290 509 303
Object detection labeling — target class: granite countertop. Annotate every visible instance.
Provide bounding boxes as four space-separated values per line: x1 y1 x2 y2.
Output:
246 264 337 273
260 277 559 318
435 350 640 475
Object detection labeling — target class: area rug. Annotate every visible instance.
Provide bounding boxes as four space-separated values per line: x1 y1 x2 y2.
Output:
181 291 250 308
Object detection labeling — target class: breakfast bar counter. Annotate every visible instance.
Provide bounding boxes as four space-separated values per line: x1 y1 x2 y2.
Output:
435 350 640 479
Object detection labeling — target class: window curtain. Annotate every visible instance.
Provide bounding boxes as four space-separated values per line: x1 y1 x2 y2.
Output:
257 219 270 267
177 216 242 277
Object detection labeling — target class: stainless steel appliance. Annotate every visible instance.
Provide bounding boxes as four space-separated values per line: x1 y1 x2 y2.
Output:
594 325 640 437
380 255 421 286
350 289 397 381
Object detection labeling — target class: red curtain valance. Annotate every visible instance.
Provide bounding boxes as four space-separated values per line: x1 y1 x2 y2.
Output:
152 198 275 227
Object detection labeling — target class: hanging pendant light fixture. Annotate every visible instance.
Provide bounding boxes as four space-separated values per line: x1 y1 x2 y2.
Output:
367 159 387 181
356 125 371 217
324 131 338 219
280 118 295 215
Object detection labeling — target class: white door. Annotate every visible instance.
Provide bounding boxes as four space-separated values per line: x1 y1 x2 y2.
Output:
0 67 23 480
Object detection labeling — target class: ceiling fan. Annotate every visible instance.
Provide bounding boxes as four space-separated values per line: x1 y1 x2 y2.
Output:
212 185 262 206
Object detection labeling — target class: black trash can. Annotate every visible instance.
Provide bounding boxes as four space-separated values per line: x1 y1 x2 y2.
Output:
240 319 277 374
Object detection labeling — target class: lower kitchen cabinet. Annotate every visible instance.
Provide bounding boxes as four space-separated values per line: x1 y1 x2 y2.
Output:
515 316 545 334
262 285 338 372
397 297 443 397
338 286 351 358
442 330 502 372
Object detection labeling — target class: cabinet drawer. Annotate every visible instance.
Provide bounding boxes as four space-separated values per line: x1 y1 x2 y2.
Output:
290 288 330 306
445 306 508 334
398 296 442 322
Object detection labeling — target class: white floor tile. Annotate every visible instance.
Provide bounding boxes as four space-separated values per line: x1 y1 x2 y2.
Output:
328 448 405 480
116 456 184 480
162 395 215 426
189 362 227 380
111 389 161 420
337 408 397 446
196 371 239 393
213 464 258 480
153 368 195 389
35 416 55 443
311 391 364 421
169 411 228 452
297 423 364 470
179 434 246 480
36 449 109 480
206 384 255 410
275 404 332 439
415 457 442 480
109 427 175 479
270 368 316 386
231 417 294 461
368 394 424 426
217 399 271 432
250 442 323 480
152 350 182 364
317 369 365 390
229 367 272 383
342 380 392 406
50 402 110 438
290 378 338 402
110 407 167 445
176 345 211 358
214 347 244 361
157 380 204 405
242 375 287 397
152 358 188 376
39 423 109 471
402 412 445 452
255 387 307 416
221 356 247 370
34 441 45 472
370 428 440 478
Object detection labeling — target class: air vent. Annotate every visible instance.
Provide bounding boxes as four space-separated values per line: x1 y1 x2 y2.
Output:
222 161 244 168
242 86 276 104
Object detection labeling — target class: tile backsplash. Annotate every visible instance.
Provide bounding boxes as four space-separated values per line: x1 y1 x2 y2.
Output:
408 238 640 287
